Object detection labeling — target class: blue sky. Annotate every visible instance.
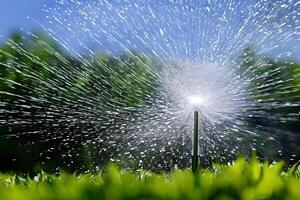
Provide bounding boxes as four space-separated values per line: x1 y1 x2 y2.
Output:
0 0 54 41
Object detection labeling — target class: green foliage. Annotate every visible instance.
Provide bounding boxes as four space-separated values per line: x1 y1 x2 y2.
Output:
240 47 300 102
237 47 300 161
0 31 160 172
0 158 300 200
0 31 158 109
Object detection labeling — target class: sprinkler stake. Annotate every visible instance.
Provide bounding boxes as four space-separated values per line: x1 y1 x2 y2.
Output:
192 110 200 173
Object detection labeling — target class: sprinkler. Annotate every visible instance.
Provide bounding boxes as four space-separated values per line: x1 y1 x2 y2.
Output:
187 95 204 173
192 110 200 173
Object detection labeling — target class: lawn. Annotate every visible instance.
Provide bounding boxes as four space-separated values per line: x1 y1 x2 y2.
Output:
0 158 299 200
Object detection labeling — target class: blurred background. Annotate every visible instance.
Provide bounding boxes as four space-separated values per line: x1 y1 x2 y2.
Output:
0 0 300 174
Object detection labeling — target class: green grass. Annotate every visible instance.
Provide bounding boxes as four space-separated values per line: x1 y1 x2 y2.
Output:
0 158 300 200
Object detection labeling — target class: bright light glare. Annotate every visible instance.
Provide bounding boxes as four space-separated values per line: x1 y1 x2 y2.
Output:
187 95 205 106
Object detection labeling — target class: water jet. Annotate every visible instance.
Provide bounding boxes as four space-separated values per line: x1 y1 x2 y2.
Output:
0 0 299 172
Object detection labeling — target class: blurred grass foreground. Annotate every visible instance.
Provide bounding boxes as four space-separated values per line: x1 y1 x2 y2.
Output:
0 158 300 200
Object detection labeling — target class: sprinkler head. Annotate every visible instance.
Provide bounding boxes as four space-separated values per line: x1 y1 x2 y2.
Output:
186 95 204 172
192 110 200 173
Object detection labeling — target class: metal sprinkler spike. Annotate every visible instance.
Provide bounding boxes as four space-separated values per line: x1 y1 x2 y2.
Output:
192 110 200 173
